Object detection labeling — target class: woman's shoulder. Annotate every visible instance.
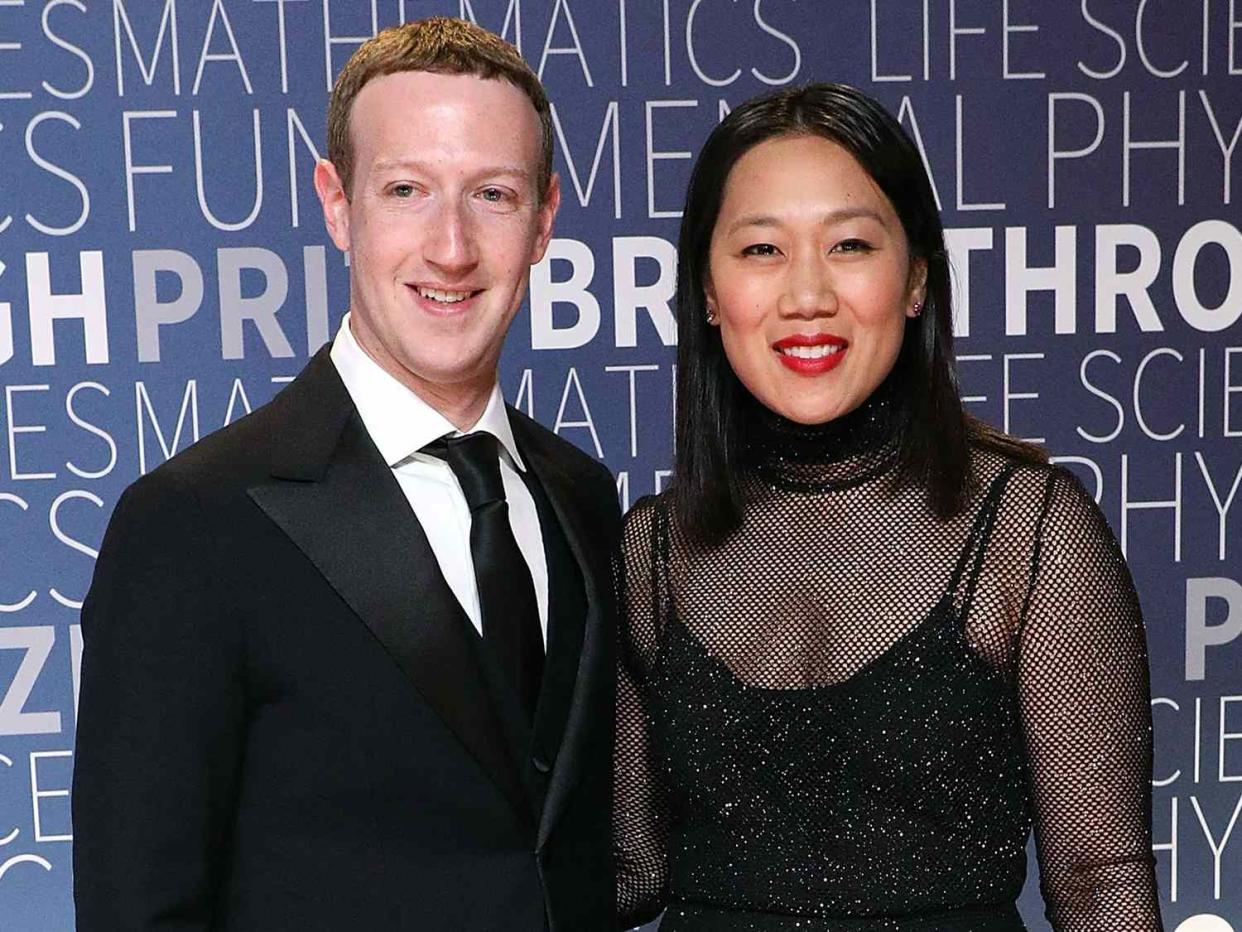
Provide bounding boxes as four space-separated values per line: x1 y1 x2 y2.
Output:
968 437 1049 495
968 436 1091 493
619 491 675 568
967 440 1113 553
623 491 671 533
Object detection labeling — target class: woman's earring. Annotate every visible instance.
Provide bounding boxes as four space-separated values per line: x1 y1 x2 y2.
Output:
912 301 923 317
706 306 717 325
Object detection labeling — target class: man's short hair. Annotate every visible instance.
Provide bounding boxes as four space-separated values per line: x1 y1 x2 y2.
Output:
326 17 554 201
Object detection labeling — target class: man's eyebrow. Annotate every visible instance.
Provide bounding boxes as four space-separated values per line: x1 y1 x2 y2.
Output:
370 158 533 182
723 207 885 237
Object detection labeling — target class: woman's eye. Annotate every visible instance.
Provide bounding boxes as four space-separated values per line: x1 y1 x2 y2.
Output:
742 243 779 257
390 183 415 198
834 238 873 254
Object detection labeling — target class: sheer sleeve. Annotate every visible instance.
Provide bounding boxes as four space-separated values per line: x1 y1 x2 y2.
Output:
614 497 671 929
1017 468 1164 931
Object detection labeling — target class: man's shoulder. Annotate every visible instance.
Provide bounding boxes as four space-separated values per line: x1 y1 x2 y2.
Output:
143 401 273 492
506 405 612 485
136 350 345 499
506 406 621 540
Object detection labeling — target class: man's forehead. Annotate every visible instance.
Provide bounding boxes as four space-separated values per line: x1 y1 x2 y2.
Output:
348 70 542 165
352 69 538 125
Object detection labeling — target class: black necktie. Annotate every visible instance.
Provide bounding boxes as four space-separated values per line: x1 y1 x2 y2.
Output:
435 432 544 722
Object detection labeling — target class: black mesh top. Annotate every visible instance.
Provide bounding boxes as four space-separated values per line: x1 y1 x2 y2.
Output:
614 389 1163 932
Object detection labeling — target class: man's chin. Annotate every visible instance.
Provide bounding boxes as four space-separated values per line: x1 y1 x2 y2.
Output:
396 355 499 391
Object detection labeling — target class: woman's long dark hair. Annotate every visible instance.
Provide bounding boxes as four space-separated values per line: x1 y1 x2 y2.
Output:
673 83 1041 544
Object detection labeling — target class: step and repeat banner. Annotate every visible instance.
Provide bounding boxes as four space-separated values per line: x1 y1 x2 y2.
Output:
0 1 1238 929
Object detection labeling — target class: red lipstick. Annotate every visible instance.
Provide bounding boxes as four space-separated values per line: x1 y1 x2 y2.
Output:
772 333 848 375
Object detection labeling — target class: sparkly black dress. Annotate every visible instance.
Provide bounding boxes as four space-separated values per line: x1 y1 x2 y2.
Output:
615 391 1164 932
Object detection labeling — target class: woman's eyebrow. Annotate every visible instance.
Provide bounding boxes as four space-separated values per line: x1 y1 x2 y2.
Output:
723 206 884 237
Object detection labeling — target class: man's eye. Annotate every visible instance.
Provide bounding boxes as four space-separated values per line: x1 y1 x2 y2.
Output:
742 243 779 257
479 187 509 203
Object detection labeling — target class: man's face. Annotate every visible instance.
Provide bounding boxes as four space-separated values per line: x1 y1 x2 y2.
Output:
315 70 558 412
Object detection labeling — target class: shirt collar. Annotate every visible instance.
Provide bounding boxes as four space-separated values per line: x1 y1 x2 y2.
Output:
329 313 526 471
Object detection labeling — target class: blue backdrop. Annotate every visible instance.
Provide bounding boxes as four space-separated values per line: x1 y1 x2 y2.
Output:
0 2 1239 929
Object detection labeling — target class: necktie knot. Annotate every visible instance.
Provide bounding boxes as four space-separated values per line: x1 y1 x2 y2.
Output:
434 432 505 512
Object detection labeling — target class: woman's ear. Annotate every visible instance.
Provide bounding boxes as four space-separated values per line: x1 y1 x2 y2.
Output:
704 276 720 327
906 257 928 319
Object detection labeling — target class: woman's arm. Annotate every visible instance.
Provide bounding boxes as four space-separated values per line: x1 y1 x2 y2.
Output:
1017 468 1164 931
614 497 671 930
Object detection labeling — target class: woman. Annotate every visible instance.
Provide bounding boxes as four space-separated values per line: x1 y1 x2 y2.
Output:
614 84 1163 932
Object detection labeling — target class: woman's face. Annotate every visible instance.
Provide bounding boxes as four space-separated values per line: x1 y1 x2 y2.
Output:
706 134 926 425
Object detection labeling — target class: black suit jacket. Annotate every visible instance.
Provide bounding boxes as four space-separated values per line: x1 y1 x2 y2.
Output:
72 348 622 931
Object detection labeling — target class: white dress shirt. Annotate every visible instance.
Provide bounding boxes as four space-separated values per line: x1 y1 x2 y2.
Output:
330 314 548 645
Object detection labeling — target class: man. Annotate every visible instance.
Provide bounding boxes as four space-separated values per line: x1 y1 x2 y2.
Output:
72 18 620 931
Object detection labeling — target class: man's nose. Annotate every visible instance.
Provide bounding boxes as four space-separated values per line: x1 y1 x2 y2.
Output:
423 199 480 274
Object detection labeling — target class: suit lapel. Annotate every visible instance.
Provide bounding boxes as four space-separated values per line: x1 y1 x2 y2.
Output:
246 351 531 824
511 415 612 850
521 464 586 811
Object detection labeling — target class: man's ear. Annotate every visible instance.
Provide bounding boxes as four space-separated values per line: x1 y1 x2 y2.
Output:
530 172 562 264
314 159 351 252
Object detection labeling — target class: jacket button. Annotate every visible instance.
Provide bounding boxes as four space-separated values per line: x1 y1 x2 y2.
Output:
532 750 552 773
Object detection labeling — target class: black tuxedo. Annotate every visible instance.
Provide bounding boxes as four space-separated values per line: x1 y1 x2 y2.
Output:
72 348 621 931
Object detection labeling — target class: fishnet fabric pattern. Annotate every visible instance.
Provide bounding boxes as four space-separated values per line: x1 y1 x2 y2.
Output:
615 416 1162 931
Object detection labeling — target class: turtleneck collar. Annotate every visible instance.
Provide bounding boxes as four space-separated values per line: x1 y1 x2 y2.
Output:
741 375 901 491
